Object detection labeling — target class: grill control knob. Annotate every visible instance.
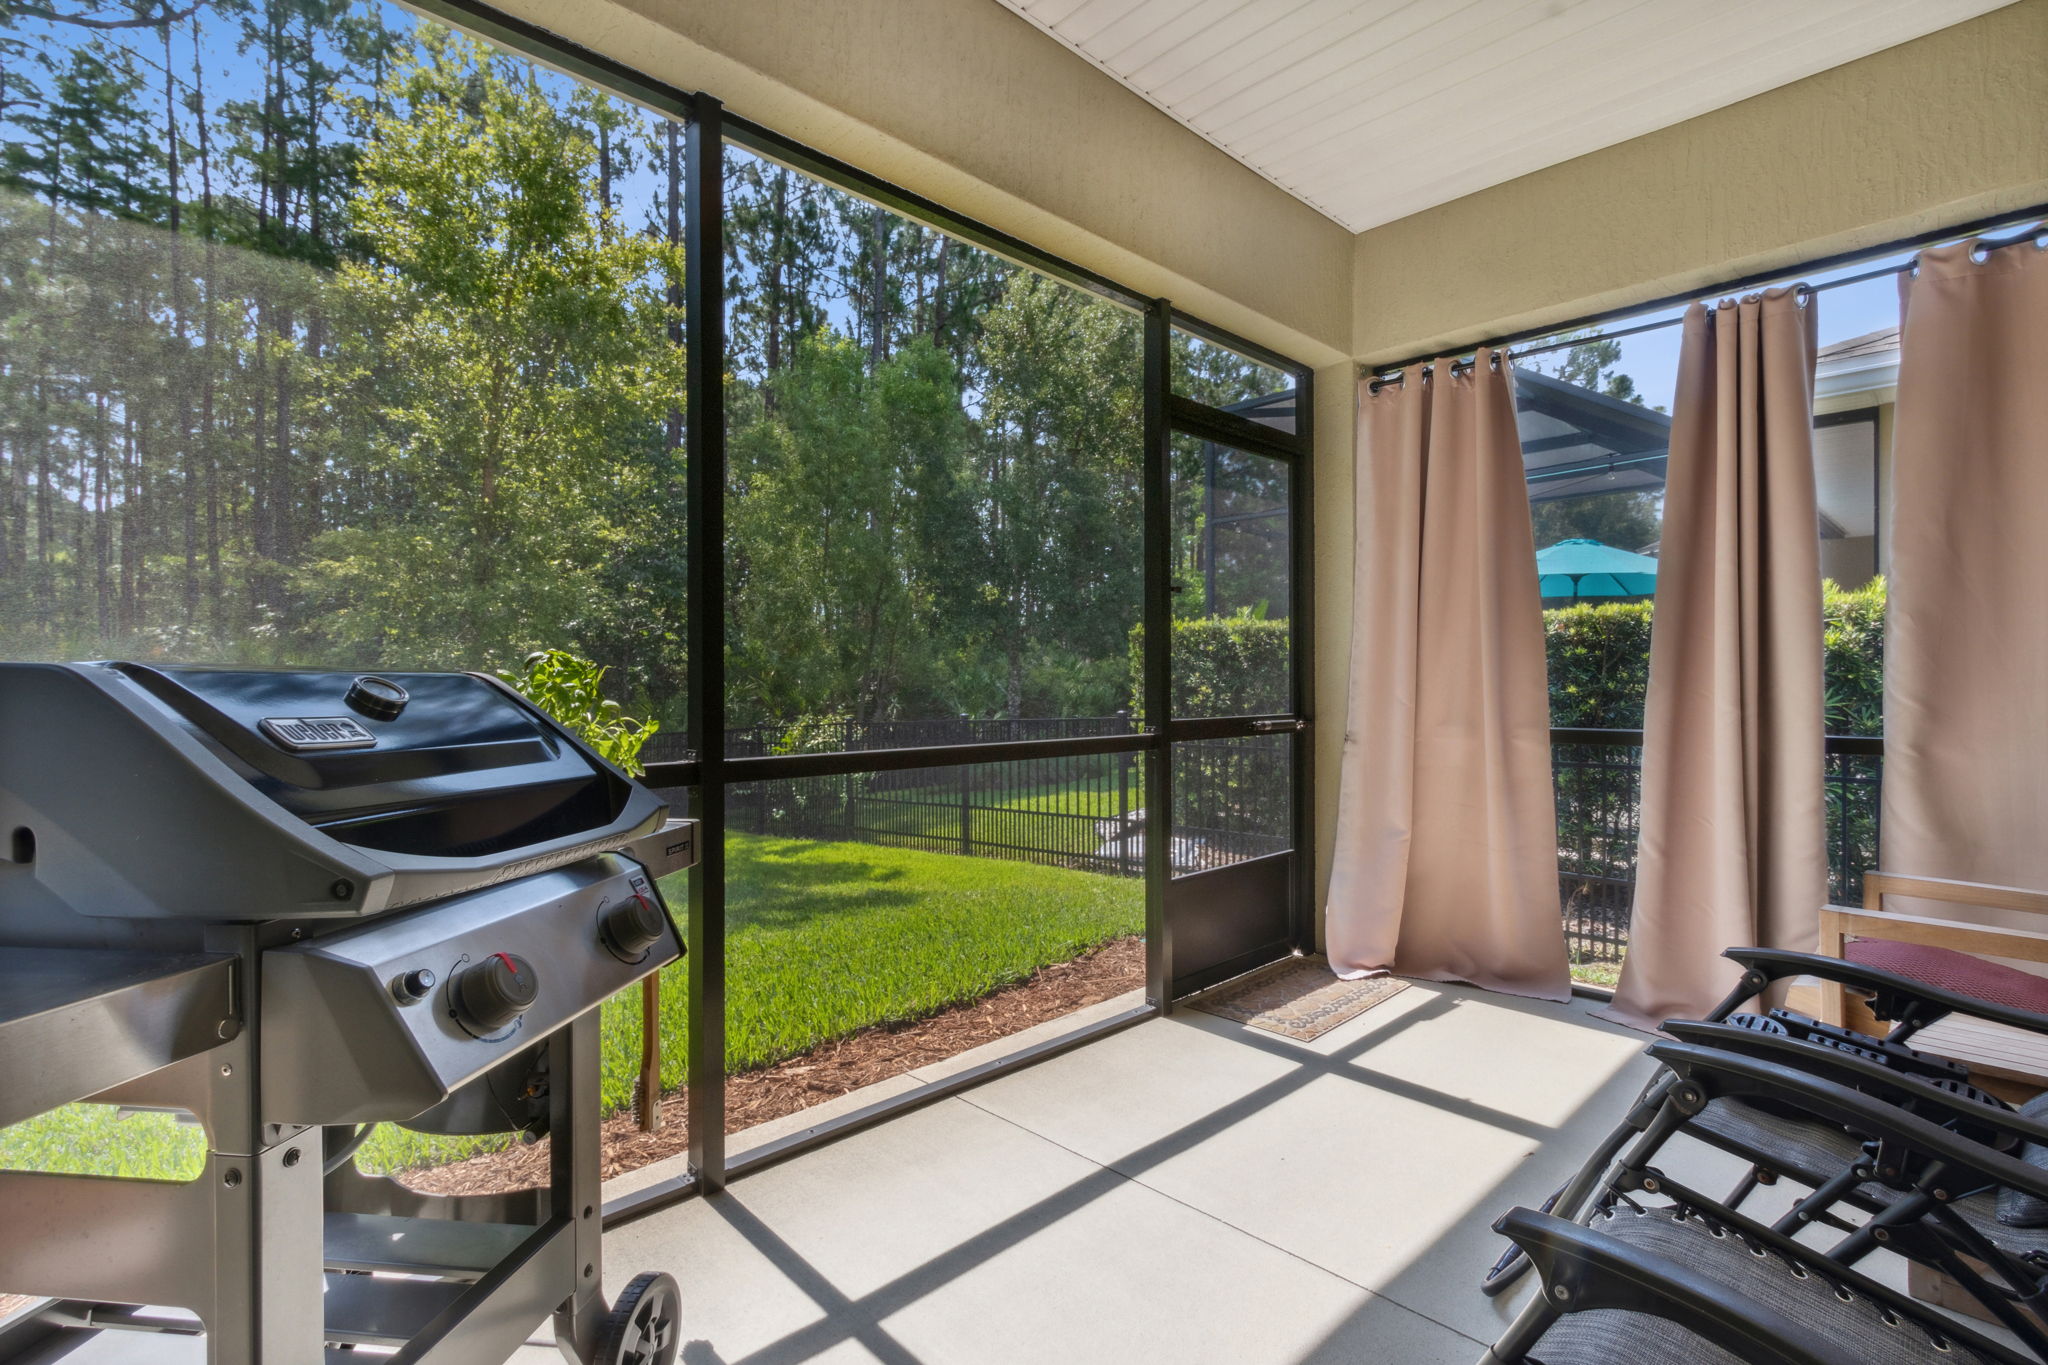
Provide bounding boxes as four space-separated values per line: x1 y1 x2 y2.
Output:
600 893 668 962
454 953 537 1035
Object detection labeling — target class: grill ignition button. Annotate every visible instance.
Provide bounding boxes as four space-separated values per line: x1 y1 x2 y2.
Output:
391 967 437 1004
454 952 537 1035
600 893 668 962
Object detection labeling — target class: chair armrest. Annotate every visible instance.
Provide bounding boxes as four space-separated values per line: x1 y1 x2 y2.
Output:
1492 1208 1863 1365
1719 946 2048 1040
1865 872 2048 919
1821 907 2048 964
1662 1019 2048 1149
1645 1040 2048 1205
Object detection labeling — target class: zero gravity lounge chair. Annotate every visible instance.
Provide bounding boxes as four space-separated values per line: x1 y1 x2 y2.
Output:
1482 947 2048 1356
1481 1044 2048 1365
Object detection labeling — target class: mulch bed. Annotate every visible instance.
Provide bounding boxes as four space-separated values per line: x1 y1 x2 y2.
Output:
401 935 1145 1195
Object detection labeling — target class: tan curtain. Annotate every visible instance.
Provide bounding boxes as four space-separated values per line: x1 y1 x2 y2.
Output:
1600 290 1826 1033
1326 350 1569 1003
1883 237 2048 918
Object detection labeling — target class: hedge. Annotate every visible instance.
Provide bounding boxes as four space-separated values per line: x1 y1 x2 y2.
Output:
1127 577 1885 738
1545 578 1885 735
1545 601 1655 729
1128 616 1290 720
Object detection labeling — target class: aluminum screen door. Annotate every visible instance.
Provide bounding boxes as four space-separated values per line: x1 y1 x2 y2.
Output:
1159 326 1313 999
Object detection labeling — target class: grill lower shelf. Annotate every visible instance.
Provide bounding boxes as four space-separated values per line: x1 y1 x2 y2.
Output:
323 1272 468 1347
324 1211 531 1281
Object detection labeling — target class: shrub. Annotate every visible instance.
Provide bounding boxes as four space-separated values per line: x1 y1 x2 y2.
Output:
1544 601 1655 730
1127 614 1291 720
1823 577 1885 736
1540 578 1886 735
498 649 660 776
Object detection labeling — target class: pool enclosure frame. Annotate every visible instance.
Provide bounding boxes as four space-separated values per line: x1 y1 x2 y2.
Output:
418 0 1320 1225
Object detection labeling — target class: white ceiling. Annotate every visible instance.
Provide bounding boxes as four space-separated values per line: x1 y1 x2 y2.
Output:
991 0 2015 233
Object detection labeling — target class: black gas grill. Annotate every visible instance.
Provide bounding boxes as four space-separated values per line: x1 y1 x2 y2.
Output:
0 662 697 1363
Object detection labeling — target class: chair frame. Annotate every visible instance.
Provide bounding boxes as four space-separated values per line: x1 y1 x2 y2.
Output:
1484 946 2048 1350
1483 1208 1869 1365
1484 1046 2045 1365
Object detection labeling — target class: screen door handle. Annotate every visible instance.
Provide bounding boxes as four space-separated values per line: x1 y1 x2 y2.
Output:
1250 718 1306 733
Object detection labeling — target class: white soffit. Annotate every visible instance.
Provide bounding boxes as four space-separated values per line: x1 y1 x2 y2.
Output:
990 0 2017 232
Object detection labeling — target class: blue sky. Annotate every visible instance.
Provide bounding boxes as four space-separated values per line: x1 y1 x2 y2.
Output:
1547 250 1912 412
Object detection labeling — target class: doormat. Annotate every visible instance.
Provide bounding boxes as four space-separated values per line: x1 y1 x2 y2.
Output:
1191 955 1410 1042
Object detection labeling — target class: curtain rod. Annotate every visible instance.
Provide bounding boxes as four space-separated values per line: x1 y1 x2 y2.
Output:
1366 209 2048 393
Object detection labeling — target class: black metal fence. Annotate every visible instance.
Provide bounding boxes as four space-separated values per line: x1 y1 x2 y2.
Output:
1170 735 1293 871
652 715 1291 878
655 718 1874 963
1553 732 1884 972
728 751 1145 875
641 713 1134 765
1554 740 1644 974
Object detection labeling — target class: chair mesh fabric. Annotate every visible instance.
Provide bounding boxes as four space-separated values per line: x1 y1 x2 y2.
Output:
1687 1099 1865 1186
1845 938 2048 1016
1685 1099 2048 1261
1525 1208 1999 1365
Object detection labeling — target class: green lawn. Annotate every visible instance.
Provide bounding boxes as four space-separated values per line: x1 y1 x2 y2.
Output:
1568 956 1623 990
1 833 1144 1178
837 771 1146 859
985 773 1145 816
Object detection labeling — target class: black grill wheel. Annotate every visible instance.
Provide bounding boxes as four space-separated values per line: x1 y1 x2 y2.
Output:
598 1270 682 1365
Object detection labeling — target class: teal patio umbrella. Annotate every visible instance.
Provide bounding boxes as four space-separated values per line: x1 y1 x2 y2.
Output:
1536 538 1658 599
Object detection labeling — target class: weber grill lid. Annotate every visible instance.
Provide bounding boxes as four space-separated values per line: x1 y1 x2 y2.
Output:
0 662 666 923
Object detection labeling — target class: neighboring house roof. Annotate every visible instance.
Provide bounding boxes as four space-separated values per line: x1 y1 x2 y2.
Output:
1816 326 1900 405
1818 326 1900 361
1508 338 1888 548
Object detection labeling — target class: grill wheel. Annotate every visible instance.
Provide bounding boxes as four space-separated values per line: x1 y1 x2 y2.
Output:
598 1270 683 1365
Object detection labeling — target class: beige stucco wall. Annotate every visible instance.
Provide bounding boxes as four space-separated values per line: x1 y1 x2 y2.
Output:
472 0 1355 367
1317 0 2048 910
1351 0 2048 366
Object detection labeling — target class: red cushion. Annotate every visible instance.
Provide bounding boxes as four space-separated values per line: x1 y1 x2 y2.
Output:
1846 938 2048 1017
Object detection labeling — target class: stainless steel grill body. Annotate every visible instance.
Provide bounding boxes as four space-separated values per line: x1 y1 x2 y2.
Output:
0 661 696 1364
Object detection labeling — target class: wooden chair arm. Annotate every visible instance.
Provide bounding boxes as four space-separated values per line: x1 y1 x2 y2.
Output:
1820 906 2048 966
1815 897 2048 1029
1863 871 2048 918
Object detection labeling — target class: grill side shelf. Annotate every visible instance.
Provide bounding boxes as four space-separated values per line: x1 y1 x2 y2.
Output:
0 948 237 1129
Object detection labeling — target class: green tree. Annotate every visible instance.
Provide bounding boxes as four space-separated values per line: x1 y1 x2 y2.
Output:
1170 328 1286 410
723 152 830 385
290 29 686 679
974 272 1142 715
725 331 968 724
1531 493 1661 553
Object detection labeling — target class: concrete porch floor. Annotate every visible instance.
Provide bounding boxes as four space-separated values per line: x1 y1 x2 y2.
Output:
553 980 1660 1365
